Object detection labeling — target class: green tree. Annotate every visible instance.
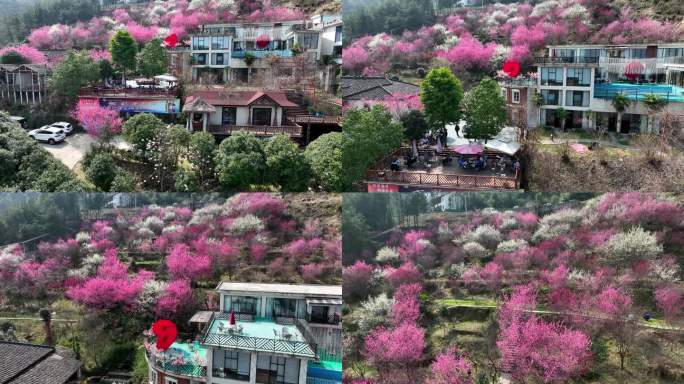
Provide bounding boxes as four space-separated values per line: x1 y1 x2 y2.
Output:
109 30 137 82
420 67 463 134
110 171 136 192
462 78 506 141
400 109 429 158
643 93 668 133
187 132 217 188
305 132 347 192
99 59 115 82
137 38 169 77
343 106 403 189
122 113 165 159
48 51 100 104
263 134 311 192
0 51 28 64
85 152 118 191
214 131 267 190
147 125 189 191
611 93 631 134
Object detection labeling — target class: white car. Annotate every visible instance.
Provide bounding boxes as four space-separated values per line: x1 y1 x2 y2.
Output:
28 126 66 144
50 122 74 134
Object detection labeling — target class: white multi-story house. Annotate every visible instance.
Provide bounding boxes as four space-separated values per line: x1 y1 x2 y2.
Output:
534 42 684 134
145 282 342 384
188 15 342 85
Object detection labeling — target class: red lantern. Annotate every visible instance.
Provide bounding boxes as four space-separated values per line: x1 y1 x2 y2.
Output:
163 34 179 49
624 60 645 80
502 59 521 78
256 34 270 49
152 320 178 351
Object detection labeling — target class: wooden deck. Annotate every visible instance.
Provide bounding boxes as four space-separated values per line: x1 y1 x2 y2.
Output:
364 147 521 191
208 124 303 137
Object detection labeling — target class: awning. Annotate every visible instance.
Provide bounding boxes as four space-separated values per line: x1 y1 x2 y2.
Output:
306 298 343 306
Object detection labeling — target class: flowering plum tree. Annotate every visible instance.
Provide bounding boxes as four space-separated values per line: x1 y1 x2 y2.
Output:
72 102 123 141
426 348 473 384
385 262 422 289
364 322 425 384
343 261 374 302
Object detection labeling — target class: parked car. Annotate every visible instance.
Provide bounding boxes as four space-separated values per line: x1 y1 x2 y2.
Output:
28 126 66 144
10 116 27 129
50 121 74 134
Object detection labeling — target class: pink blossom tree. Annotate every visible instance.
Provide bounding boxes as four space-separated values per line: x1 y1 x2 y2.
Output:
592 287 635 370
0 45 47 64
386 262 422 290
391 283 421 326
166 244 212 281
364 322 425 384
426 348 473 384
71 101 123 142
342 46 370 74
156 279 193 318
655 286 683 325
437 37 497 72
343 261 374 302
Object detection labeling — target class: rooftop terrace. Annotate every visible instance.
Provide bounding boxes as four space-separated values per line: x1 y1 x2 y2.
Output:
202 313 317 359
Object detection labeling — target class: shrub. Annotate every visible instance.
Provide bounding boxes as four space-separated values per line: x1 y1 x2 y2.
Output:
376 246 400 265
111 171 136 192
462 242 488 259
471 224 502 249
85 152 118 191
357 293 394 334
122 113 165 159
343 261 374 302
496 239 527 254
230 214 264 234
215 132 266 190
263 134 311 192
606 227 662 266
305 132 347 191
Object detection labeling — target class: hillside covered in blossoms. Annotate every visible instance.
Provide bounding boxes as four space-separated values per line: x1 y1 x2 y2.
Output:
343 0 684 81
0 193 341 381
343 192 684 383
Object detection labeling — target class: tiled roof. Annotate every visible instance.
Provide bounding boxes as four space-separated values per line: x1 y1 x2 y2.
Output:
341 76 420 100
0 342 81 384
186 90 298 108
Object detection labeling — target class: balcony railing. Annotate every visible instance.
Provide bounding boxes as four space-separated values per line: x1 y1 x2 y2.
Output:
232 49 294 59
208 124 303 137
365 169 520 190
203 332 317 358
306 313 341 326
216 311 256 322
535 56 599 65
147 351 207 378
594 83 684 102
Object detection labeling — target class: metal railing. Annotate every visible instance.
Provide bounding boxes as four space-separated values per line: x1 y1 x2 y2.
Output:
203 332 317 358
216 311 256 322
593 84 684 102
147 351 207 378
232 50 294 59
208 124 303 137
202 311 317 358
535 56 600 65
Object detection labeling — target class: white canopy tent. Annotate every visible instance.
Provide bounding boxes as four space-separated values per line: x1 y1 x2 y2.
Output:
445 123 521 156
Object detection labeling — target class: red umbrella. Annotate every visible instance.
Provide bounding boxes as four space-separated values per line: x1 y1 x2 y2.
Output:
454 144 484 155
163 34 179 49
230 310 236 325
152 320 178 351
502 59 521 77
256 34 270 49
624 60 644 80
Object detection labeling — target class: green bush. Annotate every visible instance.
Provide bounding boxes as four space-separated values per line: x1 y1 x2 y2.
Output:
85 152 118 192
214 131 266 190
305 132 347 191
122 113 165 160
263 134 311 192
100 342 137 372
110 171 137 192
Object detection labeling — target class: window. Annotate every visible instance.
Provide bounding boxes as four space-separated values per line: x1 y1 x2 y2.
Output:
500 88 506 99
164 378 177 384
335 26 342 43
193 53 207 65
225 295 258 314
252 108 272 126
541 89 560 105
658 48 683 58
628 48 647 59
211 36 229 50
213 350 251 381
298 33 319 50
192 37 209 50
512 89 520 104
149 369 157 384
551 48 575 62
212 53 225 65
233 41 244 51
273 298 297 318
565 91 590 107
579 48 601 63
540 67 563 86
256 354 300 384
566 68 591 87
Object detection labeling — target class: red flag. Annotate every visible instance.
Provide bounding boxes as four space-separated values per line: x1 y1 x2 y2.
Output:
163 34 179 49
152 320 178 351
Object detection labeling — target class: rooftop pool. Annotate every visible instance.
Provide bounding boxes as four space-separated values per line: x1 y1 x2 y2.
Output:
594 83 684 102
